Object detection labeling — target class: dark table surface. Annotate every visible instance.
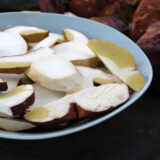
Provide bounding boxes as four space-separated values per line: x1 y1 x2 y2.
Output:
0 90 160 160
0 1 160 159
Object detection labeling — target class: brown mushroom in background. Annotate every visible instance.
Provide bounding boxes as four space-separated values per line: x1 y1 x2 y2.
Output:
130 0 160 41
137 22 160 93
123 0 140 5
38 0 138 24
38 0 69 13
68 0 107 18
98 0 138 24
146 22 160 33
90 15 128 33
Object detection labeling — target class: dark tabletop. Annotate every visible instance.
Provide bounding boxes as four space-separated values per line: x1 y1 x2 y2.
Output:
0 90 160 160
0 1 160 159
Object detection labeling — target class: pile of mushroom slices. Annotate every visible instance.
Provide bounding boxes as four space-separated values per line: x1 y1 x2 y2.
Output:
0 26 145 132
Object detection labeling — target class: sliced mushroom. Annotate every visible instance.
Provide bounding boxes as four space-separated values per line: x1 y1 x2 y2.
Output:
0 47 54 74
0 85 34 118
17 77 65 110
0 118 36 132
53 28 98 67
5 26 49 42
0 74 24 91
24 84 129 128
30 33 64 51
30 84 65 110
25 54 83 93
0 32 27 57
87 40 145 92
76 66 121 89
64 12 77 17
0 78 8 91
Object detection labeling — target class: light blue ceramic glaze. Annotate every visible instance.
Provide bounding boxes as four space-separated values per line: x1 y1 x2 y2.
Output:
0 12 152 140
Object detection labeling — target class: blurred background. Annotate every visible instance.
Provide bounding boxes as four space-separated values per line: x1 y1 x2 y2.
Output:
0 0 39 12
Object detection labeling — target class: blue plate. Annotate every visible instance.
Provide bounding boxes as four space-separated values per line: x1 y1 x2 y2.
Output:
0 12 152 140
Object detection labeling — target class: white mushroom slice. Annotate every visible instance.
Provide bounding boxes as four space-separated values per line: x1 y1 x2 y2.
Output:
0 47 54 74
74 84 129 118
25 54 83 92
76 66 121 89
30 33 64 51
5 26 49 42
64 12 77 17
87 40 145 92
24 84 129 127
0 74 24 91
53 29 97 67
63 28 89 44
54 42 94 60
24 95 75 128
17 77 65 110
0 118 35 132
5 26 42 34
0 32 27 57
28 42 37 49
30 84 65 110
0 85 34 118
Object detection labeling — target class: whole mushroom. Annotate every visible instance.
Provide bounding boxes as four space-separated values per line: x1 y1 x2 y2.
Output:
137 22 160 93
68 0 107 18
39 0 69 13
90 15 128 33
130 0 160 41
